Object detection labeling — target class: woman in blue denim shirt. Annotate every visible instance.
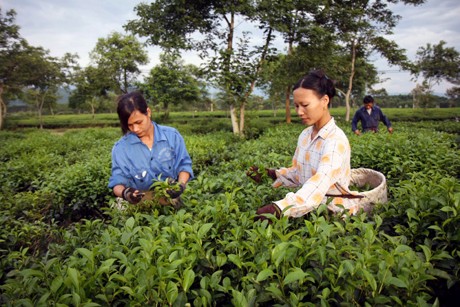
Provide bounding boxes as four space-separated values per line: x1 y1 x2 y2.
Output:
108 91 193 205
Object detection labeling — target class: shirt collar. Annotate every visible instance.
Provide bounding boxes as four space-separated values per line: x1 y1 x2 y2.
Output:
316 117 336 140
152 121 168 142
362 105 375 112
125 121 166 144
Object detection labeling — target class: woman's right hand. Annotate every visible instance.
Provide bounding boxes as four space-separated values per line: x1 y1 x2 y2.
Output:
122 187 144 204
246 165 277 183
246 165 263 183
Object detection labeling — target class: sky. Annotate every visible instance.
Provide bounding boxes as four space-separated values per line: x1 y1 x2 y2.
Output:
2 0 460 95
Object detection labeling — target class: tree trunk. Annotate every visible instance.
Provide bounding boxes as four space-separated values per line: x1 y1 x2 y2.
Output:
225 13 240 135
229 104 239 134
38 96 45 129
123 70 128 93
238 27 273 135
345 40 357 122
285 40 294 124
239 103 245 134
285 86 291 124
0 84 5 130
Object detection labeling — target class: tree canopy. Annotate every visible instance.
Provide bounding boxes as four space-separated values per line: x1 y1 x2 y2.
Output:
90 32 148 94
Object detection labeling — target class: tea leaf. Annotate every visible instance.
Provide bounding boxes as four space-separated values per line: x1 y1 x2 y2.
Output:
283 268 309 285
228 254 243 269
72 292 81 306
387 276 407 288
318 246 326 266
362 269 377 292
166 280 178 304
231 290 248 307
120 286 135 296
67 267 80 291
428 268 452 280
182 268 195 292
125 217 135 229
76 248 93 261
216 253 227 267
95 258 116 277
50 276 63 293
419 245 432 262
395 245 412 254
406 208 419 221
19 269 44 279
198 223 214 238
256 268 275 282
266 284 283 299
271 242 290 267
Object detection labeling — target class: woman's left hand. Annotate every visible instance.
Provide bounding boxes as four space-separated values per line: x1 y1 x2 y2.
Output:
255 203 281 222
166 180 186 199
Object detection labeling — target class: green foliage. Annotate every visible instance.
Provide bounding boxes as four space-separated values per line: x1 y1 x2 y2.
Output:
139 51 205 112
90 32 148 93
5 107 459 130
0 117 459 305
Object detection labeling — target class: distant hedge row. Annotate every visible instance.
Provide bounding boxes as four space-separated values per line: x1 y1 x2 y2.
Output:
4 108 460 132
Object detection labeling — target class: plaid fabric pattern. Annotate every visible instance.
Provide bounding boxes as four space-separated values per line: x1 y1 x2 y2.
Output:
274 118 361 217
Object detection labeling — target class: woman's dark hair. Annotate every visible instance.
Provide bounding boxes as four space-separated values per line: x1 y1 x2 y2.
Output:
293 69 336 102
117 91 149 135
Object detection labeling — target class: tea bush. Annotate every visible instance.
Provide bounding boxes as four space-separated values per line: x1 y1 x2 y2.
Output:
0 117 459 305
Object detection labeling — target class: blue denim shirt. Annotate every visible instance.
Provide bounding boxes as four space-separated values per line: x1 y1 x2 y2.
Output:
351 105 392 132
108 121 193 191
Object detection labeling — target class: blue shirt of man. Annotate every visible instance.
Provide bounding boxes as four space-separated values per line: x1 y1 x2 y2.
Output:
108 121 194 191
351 97 392 134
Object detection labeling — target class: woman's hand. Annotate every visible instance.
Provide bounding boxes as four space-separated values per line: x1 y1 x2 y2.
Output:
246 166 277 183
255 203 282 223
122 187 144 204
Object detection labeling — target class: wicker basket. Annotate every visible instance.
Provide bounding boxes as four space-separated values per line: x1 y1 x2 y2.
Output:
350 168 388 211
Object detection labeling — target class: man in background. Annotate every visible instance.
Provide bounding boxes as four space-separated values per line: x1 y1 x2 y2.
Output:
351 95 393 135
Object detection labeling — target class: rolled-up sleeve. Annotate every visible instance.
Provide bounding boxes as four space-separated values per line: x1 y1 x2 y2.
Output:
273 147 300 188
108 144 131 189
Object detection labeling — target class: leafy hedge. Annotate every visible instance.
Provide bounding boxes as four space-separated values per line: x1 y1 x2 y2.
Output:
0 119 459 305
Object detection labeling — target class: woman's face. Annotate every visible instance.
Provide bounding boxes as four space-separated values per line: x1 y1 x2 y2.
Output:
293 88 329 126
127 108 152 138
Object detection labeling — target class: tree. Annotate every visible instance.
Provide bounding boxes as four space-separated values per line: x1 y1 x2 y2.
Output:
446 87 460 108
258 0 331 123
0 8 30 129
21 49 77 129
138 52 203 114
411 81 435 108
412 40 460 100
69 65 115 115
0 8 78 129
90 32 148 94
125 0 276 135
317 0 425 121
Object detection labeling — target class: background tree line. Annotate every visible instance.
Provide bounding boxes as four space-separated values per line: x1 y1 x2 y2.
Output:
1 0 459 133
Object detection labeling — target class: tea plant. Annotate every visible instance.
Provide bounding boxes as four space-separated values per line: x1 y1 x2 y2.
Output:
0 117 459 305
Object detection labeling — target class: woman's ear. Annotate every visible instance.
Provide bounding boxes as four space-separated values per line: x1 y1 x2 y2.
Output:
322 95 330 109
147 107 152 118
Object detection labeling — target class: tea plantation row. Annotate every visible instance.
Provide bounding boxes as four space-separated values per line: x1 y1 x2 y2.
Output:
0 119 459 306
